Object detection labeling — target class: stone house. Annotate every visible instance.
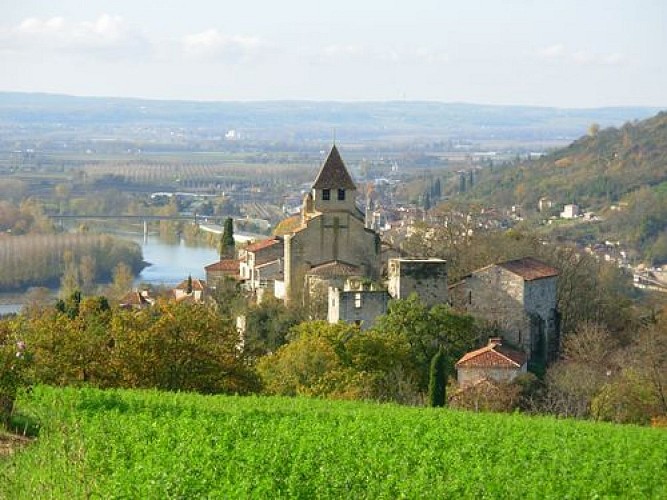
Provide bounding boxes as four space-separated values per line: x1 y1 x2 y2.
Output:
204 259 240 286
449 257 560 362
173 277 207 303
455 337 527 388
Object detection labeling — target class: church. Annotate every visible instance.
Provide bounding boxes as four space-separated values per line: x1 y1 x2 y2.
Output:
282 145 381 303
206 145 382 306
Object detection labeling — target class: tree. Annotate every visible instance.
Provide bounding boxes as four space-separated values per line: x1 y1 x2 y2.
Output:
423 190 431 211
186 274 193 295
257 321 419 402
60 250 80 298
220 218 235 259
588 122 600 137
428 348 447 407
110 262 134 299
372 295 477 392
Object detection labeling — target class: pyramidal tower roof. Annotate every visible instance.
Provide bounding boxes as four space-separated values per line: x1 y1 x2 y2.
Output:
312 145 356 190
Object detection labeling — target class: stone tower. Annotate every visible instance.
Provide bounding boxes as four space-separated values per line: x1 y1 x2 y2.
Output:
387 258 448 308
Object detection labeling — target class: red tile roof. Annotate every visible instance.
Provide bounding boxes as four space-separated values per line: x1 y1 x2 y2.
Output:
204 259 240 272
456 339 527 368
245 237 282 253
498 257 559 281
312 145 357 190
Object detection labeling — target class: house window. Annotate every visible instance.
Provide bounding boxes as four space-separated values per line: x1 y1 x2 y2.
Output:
338 189 345 201
355 293 362 308
322 189 331 201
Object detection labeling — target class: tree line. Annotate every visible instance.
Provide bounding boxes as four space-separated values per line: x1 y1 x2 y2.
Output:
0 233 143 291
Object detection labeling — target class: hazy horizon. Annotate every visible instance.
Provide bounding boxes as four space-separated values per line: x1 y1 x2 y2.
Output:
2 1 665 108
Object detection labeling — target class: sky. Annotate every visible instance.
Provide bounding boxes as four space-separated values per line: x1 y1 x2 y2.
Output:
0 0 665 107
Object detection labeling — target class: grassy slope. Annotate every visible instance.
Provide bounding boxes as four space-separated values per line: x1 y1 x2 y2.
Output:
2 386 666 498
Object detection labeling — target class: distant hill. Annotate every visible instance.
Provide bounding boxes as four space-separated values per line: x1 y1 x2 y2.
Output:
471 111 667 208
468 111 667 263
0 91 662 143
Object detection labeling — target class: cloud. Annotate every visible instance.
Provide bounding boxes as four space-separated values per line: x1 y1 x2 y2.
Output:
537 44 625 66
0 14 149 59
181 29 265 62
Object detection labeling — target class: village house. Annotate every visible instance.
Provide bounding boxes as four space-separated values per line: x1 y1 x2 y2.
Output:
455 337 528 388
560 204 580 219
204 259 240 286
173 277 207 303
119 289 156 310
449 257 560 363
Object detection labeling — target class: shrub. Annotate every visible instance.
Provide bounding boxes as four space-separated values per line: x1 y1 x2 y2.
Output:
0 321 32 427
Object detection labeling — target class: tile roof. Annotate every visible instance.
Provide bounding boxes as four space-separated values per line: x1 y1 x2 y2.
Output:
174 277 206 291
119 291 150 306
245 237 282 253
312 145 357 190
205 259 240 272
456 338 527 368
497 257 559 281
307 260 361 278
273 215 303 236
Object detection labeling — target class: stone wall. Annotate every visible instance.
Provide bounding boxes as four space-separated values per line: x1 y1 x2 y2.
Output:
387 259 448 307
457 365 527 388
450 265 559 361
285 213 380 300
328 287 390 330
450 266 531 353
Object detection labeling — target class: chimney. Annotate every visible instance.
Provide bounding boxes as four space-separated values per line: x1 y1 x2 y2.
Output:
488 337 503 346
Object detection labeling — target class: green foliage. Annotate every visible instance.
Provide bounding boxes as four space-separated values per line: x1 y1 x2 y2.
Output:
467 112 667 262
258 321 419 403
0 233 143 291
14 299 259 395
242 296 304 357
220 217 235 258
0 320 32 427
2 386 666 498
428 348 446 407
372 295 477 391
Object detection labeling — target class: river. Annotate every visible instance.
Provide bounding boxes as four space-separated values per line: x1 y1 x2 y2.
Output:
134 234 219 285
0 232 220 314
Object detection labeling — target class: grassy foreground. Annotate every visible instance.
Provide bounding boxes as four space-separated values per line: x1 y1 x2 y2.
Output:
2 386 666 499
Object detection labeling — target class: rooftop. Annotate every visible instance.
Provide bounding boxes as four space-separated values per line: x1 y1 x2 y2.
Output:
497 257 559 281
174 277 206 291
456 338 527 369
245 237 282 253
204 259 240 272
307 260 361 279
312 145 357 190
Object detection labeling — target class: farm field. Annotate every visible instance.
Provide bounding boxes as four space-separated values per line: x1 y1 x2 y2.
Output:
2 386 666 499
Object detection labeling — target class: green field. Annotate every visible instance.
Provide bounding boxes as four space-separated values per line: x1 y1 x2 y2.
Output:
2 386 666 498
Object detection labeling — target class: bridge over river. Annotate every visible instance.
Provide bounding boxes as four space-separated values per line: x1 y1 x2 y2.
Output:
47 213 269 242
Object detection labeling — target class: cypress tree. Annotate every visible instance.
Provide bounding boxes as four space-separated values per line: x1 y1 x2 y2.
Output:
220 218 235 258
186 274 193 295
428 348 447 407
